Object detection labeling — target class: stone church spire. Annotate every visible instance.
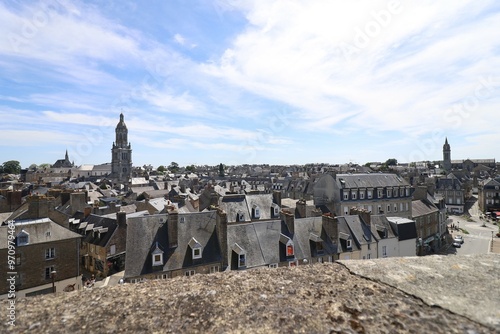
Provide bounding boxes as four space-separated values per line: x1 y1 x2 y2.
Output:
111 113 132 190
443 137 451 171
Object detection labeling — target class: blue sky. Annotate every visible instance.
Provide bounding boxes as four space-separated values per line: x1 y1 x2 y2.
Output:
1 0 500 169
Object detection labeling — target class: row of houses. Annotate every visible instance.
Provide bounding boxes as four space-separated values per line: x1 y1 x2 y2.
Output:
123 206 418 283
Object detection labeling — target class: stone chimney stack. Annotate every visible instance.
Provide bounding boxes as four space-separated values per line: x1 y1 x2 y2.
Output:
166 205 178 248
116 211 127 227
84 206 92 218
272 191 282 207
295 199 306 218
281 210 295 235
349 207 371 228
70 192 87 214
215 208 228 269
322 214 338 244
27 194 55 219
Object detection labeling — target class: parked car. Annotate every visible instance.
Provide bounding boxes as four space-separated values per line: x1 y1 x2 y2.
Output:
454 235 464 244
452 242 461 248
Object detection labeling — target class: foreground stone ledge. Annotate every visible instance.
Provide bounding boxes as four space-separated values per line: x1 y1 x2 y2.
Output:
1 256 497 334
339 254 500 331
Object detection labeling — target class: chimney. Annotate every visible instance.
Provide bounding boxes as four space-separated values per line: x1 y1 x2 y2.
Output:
70 192 87 214
61 191 70 205
412 185 428 201
167 206 178 248
272 191 282 207
26 195 54 219
281 210 295 235
322 214 338 243
349 207 371 227
295 199 306 218
215 208 228 269
84 206 92 218
116 211 127 227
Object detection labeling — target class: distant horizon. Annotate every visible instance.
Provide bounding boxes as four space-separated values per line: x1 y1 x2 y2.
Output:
10 147 497 171
2 1 499 169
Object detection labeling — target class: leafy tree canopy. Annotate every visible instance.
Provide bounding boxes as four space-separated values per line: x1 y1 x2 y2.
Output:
168 162 179 173
2 160 21 174
384 158 398 166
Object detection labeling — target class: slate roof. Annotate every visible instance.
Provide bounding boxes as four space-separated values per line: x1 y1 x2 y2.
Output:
219 195 250 222
341 215 373 247
336 217 359 253
370 215 397 240
291 217 338 258
245 194 273 220
0 218 81 249
335 173 409 189
386 217 418 241
125 211 221 278
227 220 281 268
412 199 439 217
80 215 117 247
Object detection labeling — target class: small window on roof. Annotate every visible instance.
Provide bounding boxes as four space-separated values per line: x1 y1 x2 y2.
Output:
189 237 203 260
346 240 352 249
151 242 164 266
17 230 29 246
239 254 246 267
252 206 260 219
286 244 294 257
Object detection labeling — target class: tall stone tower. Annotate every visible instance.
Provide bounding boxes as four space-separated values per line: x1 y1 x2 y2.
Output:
443 137 451 172
111 113 132 189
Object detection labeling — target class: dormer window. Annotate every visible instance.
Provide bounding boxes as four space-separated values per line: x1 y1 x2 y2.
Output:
252 205 260 219
346 239 352 249
287 244 294 257
280 234 294 257
271 203 280 217
239 254 246 267
351 190 357 200
17 230 29 246
310 233 324 256
188 237 202 260
236 211 245 222
232 243 246 269
387 189 392 198
377 189 383 198
151 242 164 266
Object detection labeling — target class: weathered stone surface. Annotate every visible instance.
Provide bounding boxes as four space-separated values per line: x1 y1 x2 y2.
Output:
339 254 500 331
1 257 497 333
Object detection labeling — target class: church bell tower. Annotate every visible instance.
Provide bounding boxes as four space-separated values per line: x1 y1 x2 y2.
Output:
443 137 451 172
111 113 132 189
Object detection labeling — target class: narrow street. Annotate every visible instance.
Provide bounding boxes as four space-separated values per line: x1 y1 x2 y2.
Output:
445 195 499 255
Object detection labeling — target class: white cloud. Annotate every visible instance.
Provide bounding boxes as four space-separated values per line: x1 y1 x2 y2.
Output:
205 0 500 139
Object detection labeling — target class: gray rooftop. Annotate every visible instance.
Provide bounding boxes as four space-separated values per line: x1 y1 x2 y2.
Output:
0 218 81 249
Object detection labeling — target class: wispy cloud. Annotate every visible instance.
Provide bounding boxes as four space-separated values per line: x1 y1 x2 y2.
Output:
1 0 499 167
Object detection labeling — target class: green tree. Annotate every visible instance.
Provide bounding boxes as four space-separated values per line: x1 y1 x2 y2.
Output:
29 163 38 170
2 160 21 174
385 158 398 166
39 163 51 170
168 162 179 173
157 165 166 173
186 165 196 173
